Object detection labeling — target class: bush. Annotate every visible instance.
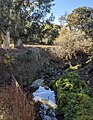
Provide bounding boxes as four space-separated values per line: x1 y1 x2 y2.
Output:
55 71 93 120
54 28 92 61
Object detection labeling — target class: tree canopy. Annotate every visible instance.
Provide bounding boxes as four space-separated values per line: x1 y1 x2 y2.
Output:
67 6 93 38
0 0 56 49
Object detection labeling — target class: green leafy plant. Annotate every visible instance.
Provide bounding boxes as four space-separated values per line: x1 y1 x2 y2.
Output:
55 71 93 120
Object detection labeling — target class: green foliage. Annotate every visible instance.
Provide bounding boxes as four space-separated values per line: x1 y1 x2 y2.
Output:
0 0 55 45
55 71 93 120
88 43 93 61
67 6 93 38
25 20 60 44
47 24 60 44
0 0 12 29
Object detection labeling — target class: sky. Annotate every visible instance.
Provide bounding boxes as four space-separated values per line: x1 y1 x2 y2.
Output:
52 0 93 24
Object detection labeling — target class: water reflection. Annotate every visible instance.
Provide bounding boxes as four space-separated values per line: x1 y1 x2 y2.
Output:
33 86 57 120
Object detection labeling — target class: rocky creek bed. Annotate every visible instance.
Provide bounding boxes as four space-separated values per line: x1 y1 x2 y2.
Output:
28 64 65 120
28 77 57 120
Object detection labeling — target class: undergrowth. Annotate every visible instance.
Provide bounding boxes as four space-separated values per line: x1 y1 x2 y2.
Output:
54 71 93 120
0 84 34 120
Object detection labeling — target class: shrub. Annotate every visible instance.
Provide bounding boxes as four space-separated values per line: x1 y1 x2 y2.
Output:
54 28 92 61
55 71 93 120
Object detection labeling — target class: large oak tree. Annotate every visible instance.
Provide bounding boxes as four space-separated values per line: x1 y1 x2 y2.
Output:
0 0 54 49
67 6 93 38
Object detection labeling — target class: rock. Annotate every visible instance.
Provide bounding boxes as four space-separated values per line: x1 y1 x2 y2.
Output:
49 110 56 117
31 79 44 88
44 115 57 120
51 117 57 120
88 67 93 74
44 115 51 120
44 86 49 90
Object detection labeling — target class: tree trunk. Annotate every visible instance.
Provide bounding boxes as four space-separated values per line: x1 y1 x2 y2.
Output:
2 30 10 50
2 4 12 50
14 8 24 49
15 38 24 49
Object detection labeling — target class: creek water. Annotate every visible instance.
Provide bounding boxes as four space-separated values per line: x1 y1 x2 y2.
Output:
33 86 57 120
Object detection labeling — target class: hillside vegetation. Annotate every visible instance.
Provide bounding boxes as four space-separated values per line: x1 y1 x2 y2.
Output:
0 2 93 120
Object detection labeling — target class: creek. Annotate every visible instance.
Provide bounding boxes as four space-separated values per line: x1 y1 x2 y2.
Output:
33 86 57 120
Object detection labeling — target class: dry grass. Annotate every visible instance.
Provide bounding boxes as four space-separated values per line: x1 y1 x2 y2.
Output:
0 81 34 120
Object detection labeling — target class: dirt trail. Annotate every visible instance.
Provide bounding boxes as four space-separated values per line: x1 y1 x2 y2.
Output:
24 44 59 48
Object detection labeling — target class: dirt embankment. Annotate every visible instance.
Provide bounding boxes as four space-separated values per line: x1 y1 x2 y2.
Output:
0 45 93 87
0 46 64 87
0 48 35 120
0 45 65 120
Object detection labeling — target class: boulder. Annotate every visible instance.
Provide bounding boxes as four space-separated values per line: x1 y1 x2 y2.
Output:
30 79 44 88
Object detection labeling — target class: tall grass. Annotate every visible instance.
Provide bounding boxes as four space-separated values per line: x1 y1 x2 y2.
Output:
0 82 34 120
